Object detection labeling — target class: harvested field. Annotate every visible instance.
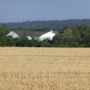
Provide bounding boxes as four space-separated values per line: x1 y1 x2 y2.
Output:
0 47 90 90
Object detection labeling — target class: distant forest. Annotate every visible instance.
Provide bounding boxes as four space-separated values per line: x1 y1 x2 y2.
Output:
1 19 90 30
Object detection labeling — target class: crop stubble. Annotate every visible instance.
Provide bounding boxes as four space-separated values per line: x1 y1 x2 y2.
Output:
0 48 90 90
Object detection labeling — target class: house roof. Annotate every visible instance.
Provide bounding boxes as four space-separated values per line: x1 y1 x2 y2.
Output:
39 30 56 41
14 30 49 37
14 30 57 37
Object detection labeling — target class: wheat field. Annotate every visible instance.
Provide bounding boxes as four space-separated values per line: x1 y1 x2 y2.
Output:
0 47 90 90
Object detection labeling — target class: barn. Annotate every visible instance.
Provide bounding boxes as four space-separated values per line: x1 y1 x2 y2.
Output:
39 30 56 41
7 30 56 41
7 31 19 38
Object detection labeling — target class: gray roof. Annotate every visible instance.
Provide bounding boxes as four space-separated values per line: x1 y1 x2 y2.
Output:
14 30 58 37
14 30 48 37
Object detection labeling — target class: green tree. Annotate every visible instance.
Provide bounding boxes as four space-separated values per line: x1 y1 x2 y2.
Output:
0 24 11 36
16 33 28 46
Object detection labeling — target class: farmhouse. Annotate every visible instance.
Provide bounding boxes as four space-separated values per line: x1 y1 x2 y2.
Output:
39 30 56 41
7 31 19 38
27 36 32 40
7 30 56 41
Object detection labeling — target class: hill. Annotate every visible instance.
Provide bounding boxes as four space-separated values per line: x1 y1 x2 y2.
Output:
1 19 90 30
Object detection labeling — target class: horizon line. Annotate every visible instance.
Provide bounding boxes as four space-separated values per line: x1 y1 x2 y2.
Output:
0 18 90 23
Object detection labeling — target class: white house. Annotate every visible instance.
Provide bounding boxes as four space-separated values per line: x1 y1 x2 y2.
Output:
7 30 56 41
27 36 32 40
7 31 32 40
39 30 56 41
7 31 19 38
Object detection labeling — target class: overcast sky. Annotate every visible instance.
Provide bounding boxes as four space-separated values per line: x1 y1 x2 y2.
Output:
0 0 90 22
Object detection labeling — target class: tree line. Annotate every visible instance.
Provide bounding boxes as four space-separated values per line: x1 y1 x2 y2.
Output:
0 24 90 47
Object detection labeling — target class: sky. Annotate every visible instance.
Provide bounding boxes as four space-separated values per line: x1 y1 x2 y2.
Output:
0 0 90 22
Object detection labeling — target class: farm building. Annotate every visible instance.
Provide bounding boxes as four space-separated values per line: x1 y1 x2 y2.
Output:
39 30 56 41
7 31 19 38
27 36 32 40
7 30 56 41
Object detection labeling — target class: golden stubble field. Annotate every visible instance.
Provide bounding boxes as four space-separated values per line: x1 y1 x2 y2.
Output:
0 47 90 90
